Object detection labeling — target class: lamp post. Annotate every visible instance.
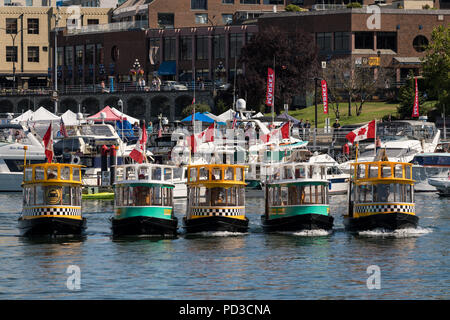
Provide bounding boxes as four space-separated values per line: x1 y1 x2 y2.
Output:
53 8 61 114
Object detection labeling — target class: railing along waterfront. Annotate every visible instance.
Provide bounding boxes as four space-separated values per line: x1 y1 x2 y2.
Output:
66 20 149 35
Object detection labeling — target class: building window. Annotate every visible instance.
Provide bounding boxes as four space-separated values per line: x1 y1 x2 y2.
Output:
213 35 225 59
158 13 174 28
75 45 83 65
149 38 160 65
222 14 233 25
230 33 243 59
57 47 63 66
413 35 428 52
6 46 17 62
191 0 207 10
96 43 103 65
222 0 234 3
240 0 260 3
26 0 33 5
377 32 397 52
334 32 349 51
87 19 99 25
27 46 40 62
163 37 176 61
263 0 283 3
355 32 374 49
180 36 192 61
65 46 73 66
6 18 17 34
316 32 332 52
27 18 39 34
196 36 209 60
195 13 208 24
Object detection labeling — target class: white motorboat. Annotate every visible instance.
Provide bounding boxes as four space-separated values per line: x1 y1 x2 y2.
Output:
412 153 450 192
428 171 450 196
0 123 45 191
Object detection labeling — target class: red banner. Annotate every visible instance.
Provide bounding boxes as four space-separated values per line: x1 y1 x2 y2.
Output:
266 67 275 107
412 77 419 117
321 79 328 114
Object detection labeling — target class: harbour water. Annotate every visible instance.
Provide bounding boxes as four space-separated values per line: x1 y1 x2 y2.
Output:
0 192 448 300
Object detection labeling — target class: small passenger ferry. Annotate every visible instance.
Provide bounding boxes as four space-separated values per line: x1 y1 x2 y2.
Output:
344 159 418 231
184 164 248 233
19 163 86 236
262 163 334 232
112 164 178 236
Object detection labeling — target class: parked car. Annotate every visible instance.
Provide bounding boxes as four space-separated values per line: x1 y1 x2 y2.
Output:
161 81 188 91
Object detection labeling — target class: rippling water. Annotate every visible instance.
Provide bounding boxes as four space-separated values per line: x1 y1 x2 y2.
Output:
0 192 448 299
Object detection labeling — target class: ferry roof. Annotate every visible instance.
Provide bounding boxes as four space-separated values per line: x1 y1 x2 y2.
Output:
351 161 414 184
114 163 179 187
187 164 247 187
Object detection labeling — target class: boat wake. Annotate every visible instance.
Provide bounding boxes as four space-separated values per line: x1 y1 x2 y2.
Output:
357 227 433 238
185 231 248 237
278 229 332 237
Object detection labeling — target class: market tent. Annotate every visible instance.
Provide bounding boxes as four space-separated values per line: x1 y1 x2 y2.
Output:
111 107 140 126
278 112 300 124
217 109 236 123
87 106 123 122
181 112 226 125
31 107 60 122
10 109 34 123
60 110 81 125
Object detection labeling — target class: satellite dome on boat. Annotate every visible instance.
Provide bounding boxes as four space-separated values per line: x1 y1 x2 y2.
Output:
236 99 246 111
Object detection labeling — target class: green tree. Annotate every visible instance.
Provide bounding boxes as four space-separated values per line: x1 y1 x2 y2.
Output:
285 4 306 12
346 2 362 8
422 25 450 115
182 103 211 117
397 70 426 119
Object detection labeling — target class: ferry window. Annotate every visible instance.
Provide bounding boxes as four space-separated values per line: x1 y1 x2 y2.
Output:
123 186 130 206
152 168 162 181
73 167 81 181
164 168 173 181
173 167 183 179
368 165 378 178
225 167 234 180
134 186 151 206
35 185 44 205
35 166 45 180
405 166 411 180
295 166 306 179
358 184 373 203
199 167 209 181
23 187 30 206
272 187 281 206
189 168 197 182
115 186 122 206
281 187 288 206
61 167 70 180
62 186 71 205
381 165 391 178
163 187 173 206
153 186 162 205
236 167 243 181
284 167 293 180
357 165 365 179
209 187 223 206
126 167 137 180
288 185 300 205
47 166 58 180
238 187 245 206
24 168 32 181
138 167 149 180
373 184 390 202
212 168 222 180
394 165 403 179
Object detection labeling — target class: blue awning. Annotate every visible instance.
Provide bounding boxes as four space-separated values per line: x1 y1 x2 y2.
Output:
158 61 176 76
181 112 226 126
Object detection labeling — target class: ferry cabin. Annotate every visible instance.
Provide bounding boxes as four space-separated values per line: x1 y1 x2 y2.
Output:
19 163 85 236
345 161 418 231
184 164 248 233
112 164 178 236
262 164 334 232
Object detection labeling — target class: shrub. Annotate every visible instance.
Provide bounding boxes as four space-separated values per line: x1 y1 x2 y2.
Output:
346 2 363 8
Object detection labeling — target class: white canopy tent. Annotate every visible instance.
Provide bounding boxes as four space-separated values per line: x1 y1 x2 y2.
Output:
217 109 237 123
30 107 60 122
10 109 34 124
61 110 82 125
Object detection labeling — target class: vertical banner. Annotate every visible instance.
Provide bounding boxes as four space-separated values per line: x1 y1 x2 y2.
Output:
321 79 328 114
412 77 419 117
266 67 275 108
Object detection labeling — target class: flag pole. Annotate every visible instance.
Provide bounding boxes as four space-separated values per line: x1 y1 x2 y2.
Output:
272 55 275 127
374 118 377 158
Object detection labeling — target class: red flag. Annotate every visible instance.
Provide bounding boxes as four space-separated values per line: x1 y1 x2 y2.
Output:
43 123 54 163
281 122 290 139
202 123 215 143
345 120 376 144
158 126 162 138
265 67 275 107
129 126 147 163
59 118 68 138
412 77 419 117
321 80 328 114
231 111 238 129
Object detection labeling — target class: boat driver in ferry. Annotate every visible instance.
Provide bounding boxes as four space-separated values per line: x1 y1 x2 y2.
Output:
135 173 151 206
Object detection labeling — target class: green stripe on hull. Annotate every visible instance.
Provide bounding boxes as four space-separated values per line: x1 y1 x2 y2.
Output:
268 205 330 220
115 206 173 220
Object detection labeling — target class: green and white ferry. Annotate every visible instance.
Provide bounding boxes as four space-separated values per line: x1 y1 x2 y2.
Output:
262 163 334 232
112 164 178 236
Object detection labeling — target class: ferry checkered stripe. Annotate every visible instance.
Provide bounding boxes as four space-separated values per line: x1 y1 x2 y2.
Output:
23 207 82 217
191 207 245 217
355 204 414 214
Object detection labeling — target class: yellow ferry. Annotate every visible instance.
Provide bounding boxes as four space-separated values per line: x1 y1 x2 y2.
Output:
184 164 248 233
19 163 86 236
344 159 418 231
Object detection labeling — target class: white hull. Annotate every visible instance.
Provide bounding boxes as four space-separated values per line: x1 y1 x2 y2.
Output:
428 177 450 195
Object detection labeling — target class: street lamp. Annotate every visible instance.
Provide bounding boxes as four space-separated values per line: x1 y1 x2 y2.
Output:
53 8 61 114
0 14 24 91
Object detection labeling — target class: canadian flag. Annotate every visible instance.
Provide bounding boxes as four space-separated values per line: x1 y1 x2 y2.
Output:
201 123 215 143
129 126 147 163
43 123 54 163
345 120 376 144
260 122 290 143
188 123 215 153
280 122 290 140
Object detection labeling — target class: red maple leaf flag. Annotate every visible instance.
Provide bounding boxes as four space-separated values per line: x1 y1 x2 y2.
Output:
280 122 290 140
129 126 147 163
202 123 215 143
345 120 376 144
43 123 54 163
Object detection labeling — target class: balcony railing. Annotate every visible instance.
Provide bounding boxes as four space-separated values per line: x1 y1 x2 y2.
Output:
66 20 149 36
311 4 350 11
